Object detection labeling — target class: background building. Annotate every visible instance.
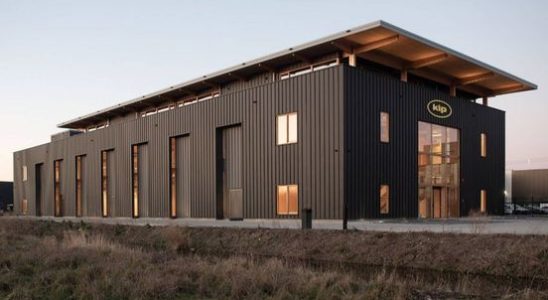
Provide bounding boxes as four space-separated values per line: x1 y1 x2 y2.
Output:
0 182 13 212
511 169 548 205
13 21 536 220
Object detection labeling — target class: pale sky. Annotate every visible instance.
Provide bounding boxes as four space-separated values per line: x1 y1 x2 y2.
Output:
1 0 547 181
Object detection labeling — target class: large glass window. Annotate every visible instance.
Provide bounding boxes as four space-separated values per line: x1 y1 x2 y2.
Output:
54 160 62 217
418 122 460 218
380 185 389 214
277 185 298 215
480 133 487 158
277 113 298 145
380 112 390 143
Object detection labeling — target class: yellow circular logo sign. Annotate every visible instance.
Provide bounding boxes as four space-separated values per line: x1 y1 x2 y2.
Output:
427 100 452 118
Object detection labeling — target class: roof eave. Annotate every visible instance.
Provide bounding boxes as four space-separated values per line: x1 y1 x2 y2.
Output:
57 20 537 129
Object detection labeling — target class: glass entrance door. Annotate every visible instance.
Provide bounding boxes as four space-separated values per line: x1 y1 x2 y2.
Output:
418 122 460 218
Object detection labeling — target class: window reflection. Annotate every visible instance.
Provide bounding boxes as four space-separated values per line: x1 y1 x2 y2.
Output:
277 185 298 215
277 113 298 145
170 137 177 218
380 112 389 143
418 122 460 218
132 145 139 218
480 189 487 213
54 160 62 217
101 151 109 217
480 133 487 158
380 185 389 214
287 113 298 143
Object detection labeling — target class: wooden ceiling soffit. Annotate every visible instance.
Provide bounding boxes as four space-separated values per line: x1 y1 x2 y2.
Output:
353 35 400 54
360 50 407 70
405 53 449 70
454 72 495 86
228 72 248 82
492 84 524 95
411 68 492 97
258 63 277 73
330 40 353 54
110 109 127 118
179 88 196 96
202 80 221 90
156 94 178 106
291 52 313 64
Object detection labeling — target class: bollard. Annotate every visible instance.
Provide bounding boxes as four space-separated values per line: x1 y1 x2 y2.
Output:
302 208 312 229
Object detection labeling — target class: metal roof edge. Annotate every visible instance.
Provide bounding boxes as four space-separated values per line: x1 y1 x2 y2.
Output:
57 20 386 128
57 19 537 128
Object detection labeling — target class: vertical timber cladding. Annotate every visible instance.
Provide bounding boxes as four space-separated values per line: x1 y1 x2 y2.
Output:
12 66 345 219
344 65 505 219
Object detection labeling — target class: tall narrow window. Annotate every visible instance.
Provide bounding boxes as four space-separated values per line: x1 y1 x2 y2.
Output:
480 189 487 213
21 199 28 215
54 160 62 217
101 151 109 217
380 112 390 143
22 166 27 182
75 155 84 217
380 185 389 214
277 185 299 215
169 137 177 218
277 112 298 145
132 145 139 218
480 133 487 157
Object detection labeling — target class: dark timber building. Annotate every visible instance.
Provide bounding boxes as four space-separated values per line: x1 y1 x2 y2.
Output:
13 21 536 221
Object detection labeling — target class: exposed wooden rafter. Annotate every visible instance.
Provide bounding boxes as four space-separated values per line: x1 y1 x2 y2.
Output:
359 50 406 70
454 72 495 86
406 53 448 69
409 68 493 97
353 35 399 54
330 40 353 53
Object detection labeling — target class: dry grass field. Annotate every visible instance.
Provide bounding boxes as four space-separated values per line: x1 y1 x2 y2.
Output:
0 219 547 299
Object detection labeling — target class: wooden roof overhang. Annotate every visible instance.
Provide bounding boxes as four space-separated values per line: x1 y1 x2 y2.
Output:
59 20 536 129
